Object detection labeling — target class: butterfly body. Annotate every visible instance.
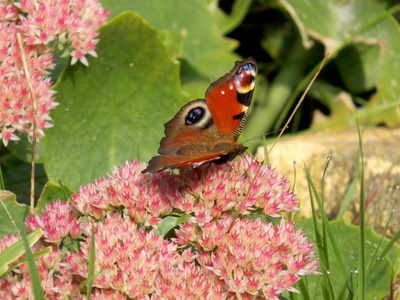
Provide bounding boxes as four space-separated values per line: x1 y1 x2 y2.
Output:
143 57 257 173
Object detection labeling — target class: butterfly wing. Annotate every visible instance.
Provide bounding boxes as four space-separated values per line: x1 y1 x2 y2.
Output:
142 99 240 173
205 57 257 140
142 58 257 173
144 152 230 173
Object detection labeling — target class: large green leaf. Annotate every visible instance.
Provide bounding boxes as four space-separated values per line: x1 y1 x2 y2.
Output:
0 191 29 238
7 132 46 164
100 0 240 78
43 12 187 190
279 0 400 127
211 0 253 34
293 218 400 299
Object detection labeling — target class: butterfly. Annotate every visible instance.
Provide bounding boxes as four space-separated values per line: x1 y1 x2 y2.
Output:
142 57 257 173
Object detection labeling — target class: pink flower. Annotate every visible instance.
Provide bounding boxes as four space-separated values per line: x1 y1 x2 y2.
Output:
171 158 299 221
25 200 82 244
15 0 109 65
0 0 109 146
72 160 174 224
0 157 319 298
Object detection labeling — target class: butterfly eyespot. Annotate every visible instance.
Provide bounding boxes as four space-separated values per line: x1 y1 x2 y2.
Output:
234 62 256 94
185 106 205 125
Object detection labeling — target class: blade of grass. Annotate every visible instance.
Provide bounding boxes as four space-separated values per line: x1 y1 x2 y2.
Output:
369 226 400 276
17 33 38 214
0 164 4 190
289 160 298 222
356 122 366 300
306 170 332 299
305 168 353 297
291 161 301 221
5 246 51 277
337 174 358 219
352 126 399 300
20 228 43 299
262 135 271 166
321 155 332 204
321 264 335 299
86 221 95 299
58 179 70 201
320 155 331 290
296 275 311 300
365 203 397 276
0 228 43 278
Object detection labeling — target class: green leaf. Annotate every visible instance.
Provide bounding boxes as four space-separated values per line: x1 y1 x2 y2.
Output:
158 29 184 60
100 0 238 76
279 0 400 126
308 80 359 130
20 228 43 299
7 132 46 164
335 44 380 93
155 214 188 236
0 191 29 238
36 181 74 212
294 218 400 299
211 0 253 34
43 12 187 190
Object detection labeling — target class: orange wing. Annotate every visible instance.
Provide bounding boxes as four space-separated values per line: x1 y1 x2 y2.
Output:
205 57 257 140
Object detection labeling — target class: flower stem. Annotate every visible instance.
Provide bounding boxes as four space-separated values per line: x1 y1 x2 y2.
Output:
17 32 37 214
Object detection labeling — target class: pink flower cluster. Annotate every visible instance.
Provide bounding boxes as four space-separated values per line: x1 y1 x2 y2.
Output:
25 200 82 244
0 156 319 299
72 160 176 226
0 201 81 298
0 0 109 146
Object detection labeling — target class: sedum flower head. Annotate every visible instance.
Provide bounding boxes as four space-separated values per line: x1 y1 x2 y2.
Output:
0 0 109 146
0 155 319 299
15 0 110 66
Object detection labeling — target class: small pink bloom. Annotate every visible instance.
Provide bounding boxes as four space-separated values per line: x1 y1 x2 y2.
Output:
0 126 19 146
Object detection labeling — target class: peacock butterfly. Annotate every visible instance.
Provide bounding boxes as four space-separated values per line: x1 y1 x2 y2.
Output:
142 57 257 173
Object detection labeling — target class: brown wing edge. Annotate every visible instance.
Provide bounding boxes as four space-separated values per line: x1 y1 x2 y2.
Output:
142 142 248 173
142 153 222 173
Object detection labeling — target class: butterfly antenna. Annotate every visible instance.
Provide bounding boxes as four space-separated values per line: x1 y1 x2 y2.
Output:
268 52 330 155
